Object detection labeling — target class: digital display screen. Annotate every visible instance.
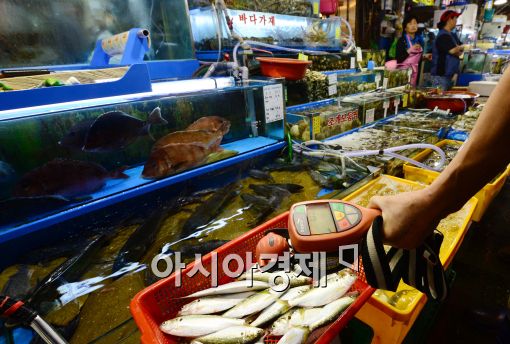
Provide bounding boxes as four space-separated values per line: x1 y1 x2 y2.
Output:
307 204 337 235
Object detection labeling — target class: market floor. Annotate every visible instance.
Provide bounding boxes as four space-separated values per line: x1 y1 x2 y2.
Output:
426 180 510 344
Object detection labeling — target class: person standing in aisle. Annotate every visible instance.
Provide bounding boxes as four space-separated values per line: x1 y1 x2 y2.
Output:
395 15 430 87
430 10 464 90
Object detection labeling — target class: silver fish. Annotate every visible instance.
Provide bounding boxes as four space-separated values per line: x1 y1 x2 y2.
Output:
191 325 264 344
184 280 270 298
250 286 310 327
309 294 357 331
270 309 319 336
178 292 256 316
288 269 356 308
239 271 312 287
276 327 310 344
289 308 323 328
160 315 245 337
223 290 279 318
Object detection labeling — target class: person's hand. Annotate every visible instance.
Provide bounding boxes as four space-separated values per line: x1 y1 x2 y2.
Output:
423 53 432 61
367 189 443 249
412 44 421 50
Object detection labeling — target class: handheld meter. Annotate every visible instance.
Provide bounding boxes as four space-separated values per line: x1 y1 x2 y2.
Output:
288 200 381 252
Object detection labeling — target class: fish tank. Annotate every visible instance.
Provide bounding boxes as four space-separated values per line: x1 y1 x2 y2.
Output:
286 99 361 141
308 53 356 72
384 110 458 131
340 91 398 125
383 68 411 89
285 70 331 106
359 49 387 68
327 124 439 175
0 0 194 68
188 0 321 17
0 137 379 344
461 51 491 74
0 78 286 232
189 6 342 54
336 71 378 96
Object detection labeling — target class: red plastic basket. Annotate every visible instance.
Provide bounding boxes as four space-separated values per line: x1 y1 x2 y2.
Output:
131 212 374 344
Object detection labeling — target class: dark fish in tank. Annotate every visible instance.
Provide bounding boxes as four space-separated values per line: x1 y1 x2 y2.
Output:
2 264 33 300
59 107 167 152
263 158 313 172
0 160 15 183
163 239 230 258
186 116 231 135
0 195 78 227
14 158 129 198
181 183 240 238
112 207 169 273
20 238 88 265
152 130 224 152
142 143 213 179
248 184 301 198
309 170 348 190
241 193 276 209
28 234 109 315
248 169 274 181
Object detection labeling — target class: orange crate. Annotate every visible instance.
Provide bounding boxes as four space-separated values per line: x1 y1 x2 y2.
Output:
131 212 375 344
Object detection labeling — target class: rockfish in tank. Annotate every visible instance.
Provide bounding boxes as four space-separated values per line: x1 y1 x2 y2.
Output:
186 116 231 135
14 158 128 198
59 107 167 152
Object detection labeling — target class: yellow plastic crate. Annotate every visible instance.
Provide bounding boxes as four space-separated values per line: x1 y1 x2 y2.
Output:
345 175 477 344
403 140 510 222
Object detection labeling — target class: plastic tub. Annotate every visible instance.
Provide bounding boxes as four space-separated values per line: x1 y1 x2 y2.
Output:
343 175 477 344
256 57 312 80
131 212 375 344
423 91 479 113
403 140 510 222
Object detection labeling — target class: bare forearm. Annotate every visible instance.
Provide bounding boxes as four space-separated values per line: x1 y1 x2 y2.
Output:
428 68 510 217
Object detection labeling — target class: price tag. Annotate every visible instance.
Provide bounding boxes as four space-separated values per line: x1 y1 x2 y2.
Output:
328 84 338 96
356 47 363 62
375 74 382 88
335 27 341 39
383 99 390 118
394 98 400 114
263 84 284 123
312 116 321 135
403 93 409 107
407 69 412 82
375 73 381 88
365 108 375 123
382 78 388 89
350 57 355 69
313 2 319 14
328 73 337 85
298 53 308 61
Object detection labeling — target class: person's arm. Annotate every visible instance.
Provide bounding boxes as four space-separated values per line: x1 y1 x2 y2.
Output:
368 67 510 249
395 37 409 63
436 34 462 57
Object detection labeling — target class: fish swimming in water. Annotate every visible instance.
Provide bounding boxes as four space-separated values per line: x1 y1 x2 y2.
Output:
112 207 170 273
142 143 213 179
14 159 129 198
248 169 274 181
59 107 167 152
181 183 239 238
28 235 109 315
186 116 231 135
0 195 78 227
0 161 15 183
151 130 224 152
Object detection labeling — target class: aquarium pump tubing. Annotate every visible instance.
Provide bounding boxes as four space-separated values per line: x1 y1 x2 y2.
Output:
0 296 68 344
292 141 446 172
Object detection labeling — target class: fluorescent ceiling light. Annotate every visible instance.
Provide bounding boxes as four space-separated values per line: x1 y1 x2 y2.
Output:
495 0 507 6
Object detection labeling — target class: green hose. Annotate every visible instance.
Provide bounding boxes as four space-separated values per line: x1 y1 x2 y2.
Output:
286 132 293 161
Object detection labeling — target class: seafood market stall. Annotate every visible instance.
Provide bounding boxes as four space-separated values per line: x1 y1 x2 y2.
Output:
1 2 509 344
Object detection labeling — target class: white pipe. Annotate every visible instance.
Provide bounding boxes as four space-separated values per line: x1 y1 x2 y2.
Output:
292 142 447 172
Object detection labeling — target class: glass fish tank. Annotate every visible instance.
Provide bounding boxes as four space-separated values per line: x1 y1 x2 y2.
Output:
189 6 342 54
286 99 360 141
340 91 400 125
188 0 321 18
384 111 458 131
0 0 194 68
0 78 285 231
383 68 411 89
336 71 378 97
0 143 379 344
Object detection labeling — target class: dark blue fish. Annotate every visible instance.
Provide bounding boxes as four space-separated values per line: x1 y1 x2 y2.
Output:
59 107 167 152
248 169 274 181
